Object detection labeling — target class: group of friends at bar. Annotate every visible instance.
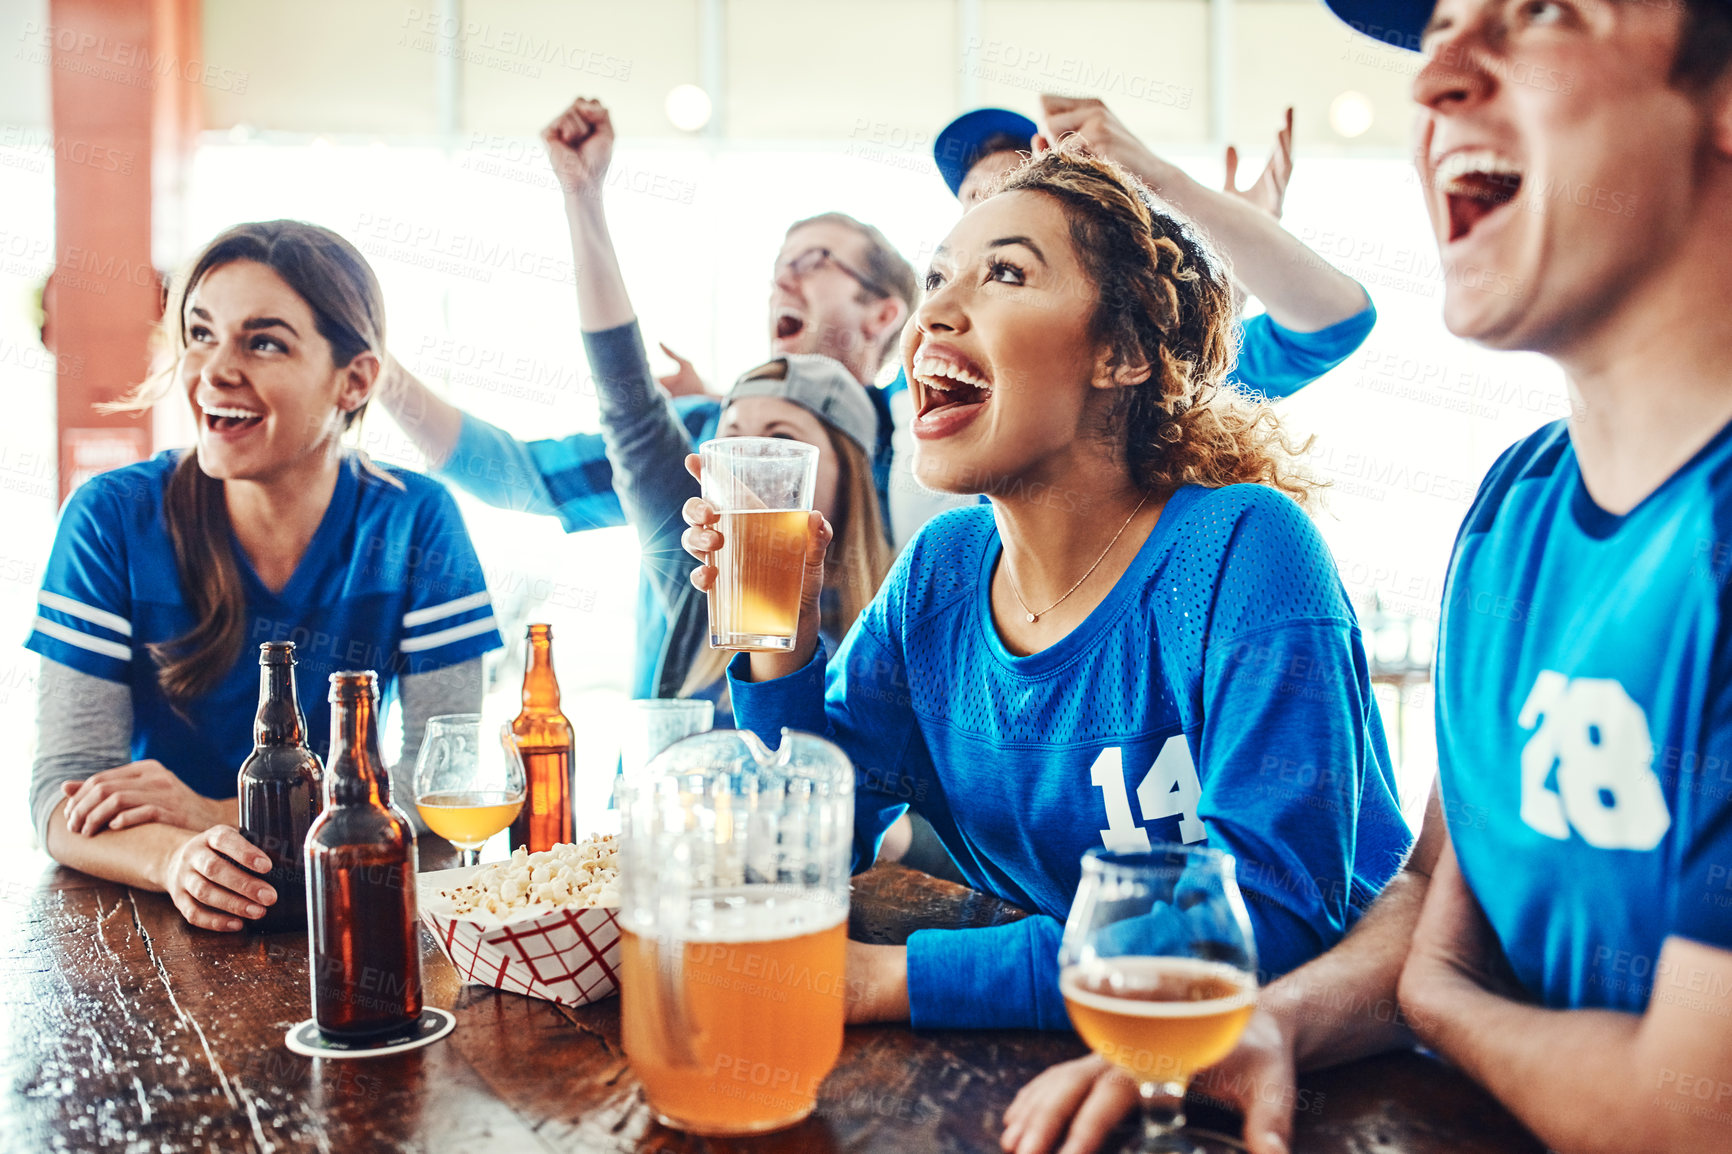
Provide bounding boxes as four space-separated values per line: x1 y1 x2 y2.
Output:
22 0 1732 1149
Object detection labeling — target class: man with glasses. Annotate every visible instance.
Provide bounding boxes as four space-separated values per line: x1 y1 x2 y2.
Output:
377 102 916 702
762 212 917 508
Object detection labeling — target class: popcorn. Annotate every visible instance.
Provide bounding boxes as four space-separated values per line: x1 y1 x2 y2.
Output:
438 833 620 918
419 841 625 1007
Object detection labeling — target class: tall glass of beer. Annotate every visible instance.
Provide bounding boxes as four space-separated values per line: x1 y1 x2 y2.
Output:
613 699 715 810
619 728 853 1136
1059 846 1258 1154
699 437 819 651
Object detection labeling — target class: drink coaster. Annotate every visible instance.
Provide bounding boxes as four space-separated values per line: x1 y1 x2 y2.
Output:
284 1008 455 1058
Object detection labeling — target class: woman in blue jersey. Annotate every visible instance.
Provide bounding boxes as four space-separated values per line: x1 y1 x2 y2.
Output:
27 221 502 932
682 145 1412 1030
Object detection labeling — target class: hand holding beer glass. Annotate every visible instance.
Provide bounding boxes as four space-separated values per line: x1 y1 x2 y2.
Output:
688 437 821 652
1059 846 1258 1154
414 715 527 867
619 728 853 1136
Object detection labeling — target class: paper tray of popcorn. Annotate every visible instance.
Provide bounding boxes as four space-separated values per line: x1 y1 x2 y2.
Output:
417 834 622 1007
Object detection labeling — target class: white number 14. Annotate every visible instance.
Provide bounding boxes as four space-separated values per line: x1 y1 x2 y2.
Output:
1089 737 1205 850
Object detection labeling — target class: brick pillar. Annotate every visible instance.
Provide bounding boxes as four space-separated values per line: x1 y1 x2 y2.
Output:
48 0 199 500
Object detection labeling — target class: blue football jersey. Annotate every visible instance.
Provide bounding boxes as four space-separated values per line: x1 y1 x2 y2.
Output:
1439 420 1732 1013
26 451 503 800
732 486 1412 1029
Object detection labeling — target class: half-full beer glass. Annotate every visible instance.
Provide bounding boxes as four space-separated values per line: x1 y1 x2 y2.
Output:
700 437 819 651
1059 846 1258 1154
619 728 853 1136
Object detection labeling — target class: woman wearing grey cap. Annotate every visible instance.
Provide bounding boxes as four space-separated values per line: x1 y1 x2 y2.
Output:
531 97 892 707
677 355 890 696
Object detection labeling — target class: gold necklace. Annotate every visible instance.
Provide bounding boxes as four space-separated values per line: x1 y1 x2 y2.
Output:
1004 492 1151 624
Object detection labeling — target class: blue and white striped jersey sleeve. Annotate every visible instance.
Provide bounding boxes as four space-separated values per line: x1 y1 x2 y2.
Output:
25 480 135 683
440 412 623 532
439 400 721 537
396 488 504 674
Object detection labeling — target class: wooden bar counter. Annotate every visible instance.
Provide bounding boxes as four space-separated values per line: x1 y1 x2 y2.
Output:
0 844 1544 1153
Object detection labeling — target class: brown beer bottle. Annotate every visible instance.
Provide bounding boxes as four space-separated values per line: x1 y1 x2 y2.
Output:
304 671 423 1038
236 642 324 934
508 624 574 853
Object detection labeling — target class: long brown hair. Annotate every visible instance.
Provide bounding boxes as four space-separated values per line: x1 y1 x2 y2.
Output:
995 146 1320 507
679 421 892 699
112 221 391 703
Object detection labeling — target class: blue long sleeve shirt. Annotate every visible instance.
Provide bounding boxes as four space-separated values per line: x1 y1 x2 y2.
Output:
729 486 1412 1030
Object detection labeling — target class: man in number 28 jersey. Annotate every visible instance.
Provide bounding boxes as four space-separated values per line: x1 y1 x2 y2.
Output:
1003 2 1732 1152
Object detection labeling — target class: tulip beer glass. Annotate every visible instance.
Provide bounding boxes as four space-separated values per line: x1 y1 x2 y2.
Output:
699 437 819 651
1059 846 1258 1154
619 728 853 1136
617 699 715 782
414 715 526 867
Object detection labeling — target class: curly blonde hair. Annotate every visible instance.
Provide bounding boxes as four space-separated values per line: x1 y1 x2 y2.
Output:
994 145 1320 508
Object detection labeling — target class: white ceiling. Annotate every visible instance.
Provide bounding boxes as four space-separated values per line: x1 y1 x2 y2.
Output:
0 0 1426 154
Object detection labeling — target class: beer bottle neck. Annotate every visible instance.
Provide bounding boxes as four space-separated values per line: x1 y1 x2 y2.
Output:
326 693 389 808
255 664 307 747
521 637 562 712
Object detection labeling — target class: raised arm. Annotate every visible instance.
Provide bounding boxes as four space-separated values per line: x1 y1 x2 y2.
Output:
1038 95 1369 333
545 97 716 609
366 96 637 518
374 355 464 469
544 97 634 332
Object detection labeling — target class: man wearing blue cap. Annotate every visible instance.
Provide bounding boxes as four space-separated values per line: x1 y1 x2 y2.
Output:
1001 2 1732 1153
889 99 1376 538
933 97 1376 398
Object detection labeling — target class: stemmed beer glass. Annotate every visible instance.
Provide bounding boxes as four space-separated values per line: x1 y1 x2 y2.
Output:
1059 846 1259 1153
413 714 526 867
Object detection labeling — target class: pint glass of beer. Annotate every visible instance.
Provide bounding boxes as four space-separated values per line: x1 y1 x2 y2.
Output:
699 436 820 651
1059 846 1258 1154
619 728 853 1136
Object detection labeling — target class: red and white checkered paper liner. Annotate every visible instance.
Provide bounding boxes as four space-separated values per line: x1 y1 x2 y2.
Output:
418 865 621 1007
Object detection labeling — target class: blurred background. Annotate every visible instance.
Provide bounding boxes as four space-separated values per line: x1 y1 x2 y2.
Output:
0 0 1569 848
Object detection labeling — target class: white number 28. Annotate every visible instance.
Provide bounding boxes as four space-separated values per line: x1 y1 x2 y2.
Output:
1517 671 1670 851
1089 737 1205 851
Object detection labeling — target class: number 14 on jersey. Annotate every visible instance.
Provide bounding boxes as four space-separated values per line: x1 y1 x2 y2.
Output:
1090 737 1205 851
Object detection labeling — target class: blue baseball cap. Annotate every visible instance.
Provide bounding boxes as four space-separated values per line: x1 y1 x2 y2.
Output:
1322 0 1431 51
933 108 1039 198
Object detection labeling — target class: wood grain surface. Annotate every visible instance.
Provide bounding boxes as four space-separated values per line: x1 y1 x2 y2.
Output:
0 845 1543 1153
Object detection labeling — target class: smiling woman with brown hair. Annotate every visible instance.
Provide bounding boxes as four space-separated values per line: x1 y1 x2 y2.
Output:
684 143 1412 1032
26 220 501 932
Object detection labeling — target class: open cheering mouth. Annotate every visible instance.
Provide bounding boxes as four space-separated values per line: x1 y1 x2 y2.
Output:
1435 149 1524 243
774 308 805 341
911 346 993 417
202 403 266 433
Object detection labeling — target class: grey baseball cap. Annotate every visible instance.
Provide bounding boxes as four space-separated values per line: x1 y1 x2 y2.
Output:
722 354 880 456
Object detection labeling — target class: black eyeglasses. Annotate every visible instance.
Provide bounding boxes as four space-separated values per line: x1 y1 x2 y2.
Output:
775 247 890 299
